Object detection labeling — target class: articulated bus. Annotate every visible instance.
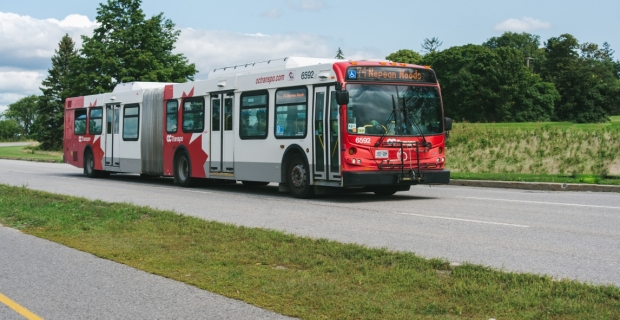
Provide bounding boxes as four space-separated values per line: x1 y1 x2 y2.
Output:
64 57 452 198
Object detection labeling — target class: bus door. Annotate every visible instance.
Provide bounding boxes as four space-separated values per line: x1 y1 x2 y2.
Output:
105 104 121 167
313 86 341 181
209 93 234 173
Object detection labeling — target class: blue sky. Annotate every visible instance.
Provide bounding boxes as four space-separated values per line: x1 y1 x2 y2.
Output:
1 0 619 114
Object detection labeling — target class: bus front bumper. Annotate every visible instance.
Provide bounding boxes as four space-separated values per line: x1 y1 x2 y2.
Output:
342 170 450 187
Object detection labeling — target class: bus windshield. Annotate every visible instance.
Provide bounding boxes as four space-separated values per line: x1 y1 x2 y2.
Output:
346 84 443 136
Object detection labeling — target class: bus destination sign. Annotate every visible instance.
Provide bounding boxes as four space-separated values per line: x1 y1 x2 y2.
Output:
346 67 436 83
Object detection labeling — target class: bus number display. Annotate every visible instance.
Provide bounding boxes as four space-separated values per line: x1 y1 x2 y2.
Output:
301 71 315 79
346 66 436 83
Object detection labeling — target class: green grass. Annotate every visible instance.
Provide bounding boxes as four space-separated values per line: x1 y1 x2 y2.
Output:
447 119 620 180
1 184 619 319
451 172 620 185
0 145 63 162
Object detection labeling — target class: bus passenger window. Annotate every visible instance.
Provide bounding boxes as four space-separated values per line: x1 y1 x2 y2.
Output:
240 91 268 139
274 87 307 139
123 104 140 141
183 97 205 133
89 107 103 135
74 109 87 135
166 100 178 133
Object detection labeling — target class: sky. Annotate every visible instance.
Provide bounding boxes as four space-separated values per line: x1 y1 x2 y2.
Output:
1 0 619 114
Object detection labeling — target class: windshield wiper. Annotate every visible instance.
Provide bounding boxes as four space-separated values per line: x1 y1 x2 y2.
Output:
374 95 397 147
402 96 430 148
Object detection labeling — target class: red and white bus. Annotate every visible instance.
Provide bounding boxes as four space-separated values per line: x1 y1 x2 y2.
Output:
64 57 452 198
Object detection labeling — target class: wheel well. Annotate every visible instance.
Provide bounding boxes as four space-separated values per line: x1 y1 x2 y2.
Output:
173 146 189 163
83 146 93 167
280 145 308 183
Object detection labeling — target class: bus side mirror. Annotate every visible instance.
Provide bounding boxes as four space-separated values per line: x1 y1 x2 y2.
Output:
444 117 452 131
336 90 349 105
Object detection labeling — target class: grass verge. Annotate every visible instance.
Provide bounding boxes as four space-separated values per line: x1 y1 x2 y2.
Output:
451 172 620 185
447 120 620 178
0 145 62 162
1 184 619 319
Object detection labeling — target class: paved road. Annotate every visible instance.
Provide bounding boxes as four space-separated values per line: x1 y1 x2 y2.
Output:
0 225 293 320
1 159 619 315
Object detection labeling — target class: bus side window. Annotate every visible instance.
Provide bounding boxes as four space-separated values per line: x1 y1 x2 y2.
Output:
240 90 268 139
183 97 205 133
89 107 103 135
274 87 308 139
166 100 178 133
75 109 87 135
123 104 140 141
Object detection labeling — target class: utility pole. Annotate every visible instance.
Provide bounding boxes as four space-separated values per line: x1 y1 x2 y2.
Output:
525 57 536 68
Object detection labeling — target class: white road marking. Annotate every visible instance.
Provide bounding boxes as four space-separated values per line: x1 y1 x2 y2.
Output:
457 196 620 210
396 212 530 228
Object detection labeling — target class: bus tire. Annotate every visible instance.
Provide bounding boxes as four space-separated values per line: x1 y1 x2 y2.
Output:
287 154 314 199
374 188 397 196
241 181 269 187
175 152 194 187
84 150 99 178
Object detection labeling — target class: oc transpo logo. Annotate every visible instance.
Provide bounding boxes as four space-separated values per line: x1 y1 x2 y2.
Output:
166 135 183 143
288 71 295 81
78 136 91 143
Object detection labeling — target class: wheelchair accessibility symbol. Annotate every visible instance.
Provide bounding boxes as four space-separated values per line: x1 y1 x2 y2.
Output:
348 70 357 79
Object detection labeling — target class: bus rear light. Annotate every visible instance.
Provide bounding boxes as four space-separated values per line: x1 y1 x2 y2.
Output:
348 147 357 155
357 159 362 165
442 157 445 162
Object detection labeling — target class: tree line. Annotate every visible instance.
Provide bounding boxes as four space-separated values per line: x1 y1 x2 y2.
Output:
386 33 620 123
0 0 196 149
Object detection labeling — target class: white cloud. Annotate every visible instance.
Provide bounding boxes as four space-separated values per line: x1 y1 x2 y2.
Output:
0 69 46 108
177 29 335 77
47 14 99 28
0 12 96 69
494 17 551 32
287 0 325 11
0 69 45 93
260 8 282 19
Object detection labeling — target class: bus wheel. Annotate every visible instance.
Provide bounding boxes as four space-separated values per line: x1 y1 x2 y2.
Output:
175 152 194 187
241 181 269 187
84 150 99 178
374 188 397 196
287 154 313 199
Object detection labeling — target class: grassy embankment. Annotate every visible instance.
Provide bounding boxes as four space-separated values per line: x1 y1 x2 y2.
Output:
1 184 619 319
447 116 620 184
0 145 62 162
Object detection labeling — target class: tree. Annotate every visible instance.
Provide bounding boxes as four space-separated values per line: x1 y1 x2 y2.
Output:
540 34 619 122
483 32 544 71
74 0 197 95
421 44 559 122
421 37 443 54
0 119 21 141
34 34 79 150
5 95 39 136
335 47 345 59
385 49 423 65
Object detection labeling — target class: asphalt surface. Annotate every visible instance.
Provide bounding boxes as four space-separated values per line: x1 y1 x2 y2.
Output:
1 159 619 317
0 225 293 320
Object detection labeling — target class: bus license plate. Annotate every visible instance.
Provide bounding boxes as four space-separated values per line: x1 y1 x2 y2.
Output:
375 150 388 159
